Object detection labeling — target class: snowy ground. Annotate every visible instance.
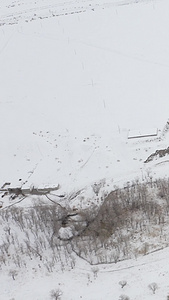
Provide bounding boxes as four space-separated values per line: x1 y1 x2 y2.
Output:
1 246 169 299
1 0 169 299
1 0 169 194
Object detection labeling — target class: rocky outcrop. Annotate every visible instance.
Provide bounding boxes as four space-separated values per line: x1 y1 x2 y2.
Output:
144 147 169 163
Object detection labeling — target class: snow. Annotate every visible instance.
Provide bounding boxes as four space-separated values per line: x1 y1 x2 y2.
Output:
1 247 169 299
1 0 169 299
58 226 74 239
1 0 169 193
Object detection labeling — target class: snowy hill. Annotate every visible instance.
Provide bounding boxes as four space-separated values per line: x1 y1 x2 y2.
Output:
1 247 169 299
1 0 169 299
1 0 169 193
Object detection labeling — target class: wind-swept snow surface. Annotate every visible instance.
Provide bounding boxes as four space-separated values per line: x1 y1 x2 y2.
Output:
1 0 169 192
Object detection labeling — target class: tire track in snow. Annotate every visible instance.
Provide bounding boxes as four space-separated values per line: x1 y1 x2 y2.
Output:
73 39 169 69
0 30 15 54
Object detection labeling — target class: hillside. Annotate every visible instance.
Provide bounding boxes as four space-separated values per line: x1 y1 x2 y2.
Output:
1 0 169 299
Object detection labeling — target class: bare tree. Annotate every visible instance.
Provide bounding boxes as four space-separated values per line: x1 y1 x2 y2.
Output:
148 282 158 294
119 295 130 300
119 281 127 288
9 269 18 280
91 266 99 279
50 288 63 300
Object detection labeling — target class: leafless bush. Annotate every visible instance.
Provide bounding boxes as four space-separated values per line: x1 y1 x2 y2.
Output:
119 295 130 300
92 182 103 196
44 259 55 273
0 255 6 266
143 243 149 255
91 266 99 279
50 288 62 300
148 282 158 294
9 269 18 280
119 281 127 288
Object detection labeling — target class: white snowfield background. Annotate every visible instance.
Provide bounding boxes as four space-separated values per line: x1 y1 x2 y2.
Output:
1 0 169 192
1 0 169 299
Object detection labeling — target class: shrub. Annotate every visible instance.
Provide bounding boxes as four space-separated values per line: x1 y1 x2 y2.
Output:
50 288 63 300
119 295 130 300
119 281 127 288
148 282 158 294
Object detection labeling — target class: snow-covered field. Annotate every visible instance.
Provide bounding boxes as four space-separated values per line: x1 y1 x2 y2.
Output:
1 0 169 193
1 0 169 299
1 247 169 300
